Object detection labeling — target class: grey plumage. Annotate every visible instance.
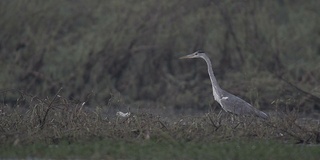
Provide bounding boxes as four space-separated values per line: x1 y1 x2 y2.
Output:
220 90 269 119
180 51 269 119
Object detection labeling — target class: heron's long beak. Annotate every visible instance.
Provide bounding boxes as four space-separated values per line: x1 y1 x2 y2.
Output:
179 54 194 59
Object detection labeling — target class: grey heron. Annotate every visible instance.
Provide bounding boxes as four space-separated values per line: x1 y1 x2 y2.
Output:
179 51 269 119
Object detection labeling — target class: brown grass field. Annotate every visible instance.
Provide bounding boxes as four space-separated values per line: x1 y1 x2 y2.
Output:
0 89 319 159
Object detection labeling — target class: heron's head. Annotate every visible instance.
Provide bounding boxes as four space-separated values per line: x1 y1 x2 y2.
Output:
179 50 206 59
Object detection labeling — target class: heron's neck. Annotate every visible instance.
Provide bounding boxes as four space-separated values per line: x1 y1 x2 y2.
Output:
201 55 222 102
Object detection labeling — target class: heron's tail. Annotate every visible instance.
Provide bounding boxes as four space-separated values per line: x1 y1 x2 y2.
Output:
255 110 269 119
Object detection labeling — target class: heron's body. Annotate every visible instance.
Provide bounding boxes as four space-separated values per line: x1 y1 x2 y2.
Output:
180 51 268 119
220 89 268 119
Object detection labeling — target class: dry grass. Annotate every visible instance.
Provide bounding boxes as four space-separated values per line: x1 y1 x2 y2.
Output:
1 90 319 147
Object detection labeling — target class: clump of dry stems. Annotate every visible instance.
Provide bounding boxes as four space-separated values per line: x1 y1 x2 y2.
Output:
0 90 319 146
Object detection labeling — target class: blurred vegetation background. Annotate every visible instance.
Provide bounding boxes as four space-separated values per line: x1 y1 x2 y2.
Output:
0 0 319 116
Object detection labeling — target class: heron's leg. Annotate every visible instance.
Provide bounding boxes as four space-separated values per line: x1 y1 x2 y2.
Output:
217 110 223 119
230 114 241 128
215 110 224 125
231 113 237 123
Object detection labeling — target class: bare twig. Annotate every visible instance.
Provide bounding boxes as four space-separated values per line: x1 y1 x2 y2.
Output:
212 0 244 64
206 114 221 131
276 74 320 104
39 87 63 129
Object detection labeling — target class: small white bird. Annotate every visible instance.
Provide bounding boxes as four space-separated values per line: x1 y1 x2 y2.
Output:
116 111 131 118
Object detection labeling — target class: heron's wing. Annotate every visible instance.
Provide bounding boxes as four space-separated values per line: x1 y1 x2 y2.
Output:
220 90 268 119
